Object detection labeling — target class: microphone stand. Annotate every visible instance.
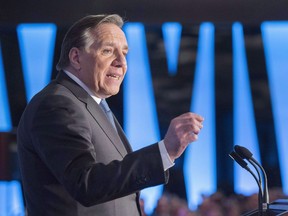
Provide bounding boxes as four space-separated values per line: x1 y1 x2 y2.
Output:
234 145 270 213
229 151 263 215
249 157 269 212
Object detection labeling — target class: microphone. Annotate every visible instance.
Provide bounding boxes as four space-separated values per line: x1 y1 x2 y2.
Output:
229 151 249 170
234 146 262 189
234 145 269 212
229 151 263 215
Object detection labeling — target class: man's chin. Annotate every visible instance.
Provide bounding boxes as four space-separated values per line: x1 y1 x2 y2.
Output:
101 89 120 98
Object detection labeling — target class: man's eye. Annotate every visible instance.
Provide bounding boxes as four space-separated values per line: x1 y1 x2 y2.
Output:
102 49 113 55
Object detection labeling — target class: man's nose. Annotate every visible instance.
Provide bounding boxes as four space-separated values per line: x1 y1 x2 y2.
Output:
113 52 127 68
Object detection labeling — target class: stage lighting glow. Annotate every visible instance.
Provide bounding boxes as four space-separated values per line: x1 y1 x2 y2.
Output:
184 22 216 209
162 22 182 76
0 44 12 132
0 181 25 216
261 21 288 195
17 23 56 102
232 22 261 195
123 22 163 215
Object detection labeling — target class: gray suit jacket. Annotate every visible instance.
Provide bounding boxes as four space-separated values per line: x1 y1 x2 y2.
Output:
17 71 169 216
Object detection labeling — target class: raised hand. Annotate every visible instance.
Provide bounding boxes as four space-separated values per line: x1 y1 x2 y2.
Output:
163 112 204 161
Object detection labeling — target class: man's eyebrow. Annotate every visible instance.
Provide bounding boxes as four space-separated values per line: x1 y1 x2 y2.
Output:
102 41 114 46
103 41 114 46
102 42 128 50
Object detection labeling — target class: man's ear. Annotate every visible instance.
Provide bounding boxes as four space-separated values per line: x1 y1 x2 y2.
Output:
69 47 81 70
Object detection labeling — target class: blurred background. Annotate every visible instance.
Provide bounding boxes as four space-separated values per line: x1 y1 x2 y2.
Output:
0 0 288 215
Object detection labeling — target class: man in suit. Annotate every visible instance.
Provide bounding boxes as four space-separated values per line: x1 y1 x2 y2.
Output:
17 14 204 216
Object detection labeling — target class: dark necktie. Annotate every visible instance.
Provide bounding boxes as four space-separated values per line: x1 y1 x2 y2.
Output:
99 99 116 130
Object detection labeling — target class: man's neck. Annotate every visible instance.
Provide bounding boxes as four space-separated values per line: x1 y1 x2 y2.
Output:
63 70 102 104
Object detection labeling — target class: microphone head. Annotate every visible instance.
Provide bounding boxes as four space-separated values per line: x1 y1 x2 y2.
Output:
234 145 253 159
229 151 248 169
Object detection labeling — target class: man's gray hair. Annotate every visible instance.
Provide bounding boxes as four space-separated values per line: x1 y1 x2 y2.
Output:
56 14 124 71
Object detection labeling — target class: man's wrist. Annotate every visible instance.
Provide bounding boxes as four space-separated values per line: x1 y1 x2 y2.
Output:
158 140 175 171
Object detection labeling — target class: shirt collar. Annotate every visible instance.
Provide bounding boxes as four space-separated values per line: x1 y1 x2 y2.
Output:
63 70 101 104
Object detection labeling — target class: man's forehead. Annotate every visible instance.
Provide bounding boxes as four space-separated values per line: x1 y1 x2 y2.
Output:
92 24 128 48
93 24 126 39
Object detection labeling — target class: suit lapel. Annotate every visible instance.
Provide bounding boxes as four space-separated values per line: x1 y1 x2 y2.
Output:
56 71 128 157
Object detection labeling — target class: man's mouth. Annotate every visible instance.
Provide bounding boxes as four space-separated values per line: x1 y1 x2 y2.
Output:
107 74 120 80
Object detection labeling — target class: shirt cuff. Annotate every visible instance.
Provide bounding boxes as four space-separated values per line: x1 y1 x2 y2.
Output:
158 140 175 171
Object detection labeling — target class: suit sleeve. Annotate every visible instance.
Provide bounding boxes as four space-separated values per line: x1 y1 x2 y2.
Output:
30 94 168 207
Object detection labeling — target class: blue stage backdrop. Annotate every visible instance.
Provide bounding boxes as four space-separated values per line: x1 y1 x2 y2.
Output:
0 21 287 215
